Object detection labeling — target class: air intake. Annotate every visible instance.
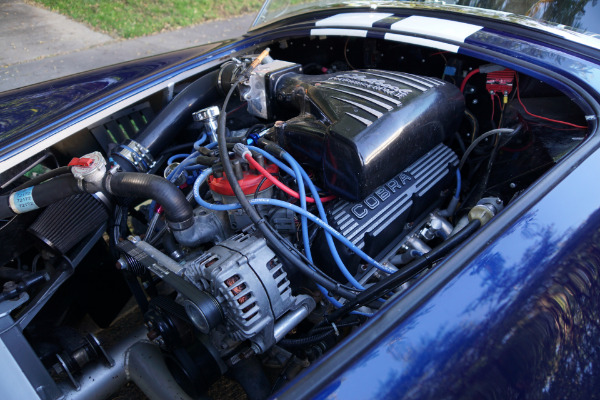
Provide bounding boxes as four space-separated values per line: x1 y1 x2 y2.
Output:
28 193 108 254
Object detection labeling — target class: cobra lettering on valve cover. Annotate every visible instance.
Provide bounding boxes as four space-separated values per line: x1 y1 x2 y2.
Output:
351 172 415 219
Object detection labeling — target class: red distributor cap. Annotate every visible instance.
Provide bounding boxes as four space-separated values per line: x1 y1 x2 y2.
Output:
209 162 279 196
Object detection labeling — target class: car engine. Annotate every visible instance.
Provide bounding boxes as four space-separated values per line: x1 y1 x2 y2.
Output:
0 40 589 399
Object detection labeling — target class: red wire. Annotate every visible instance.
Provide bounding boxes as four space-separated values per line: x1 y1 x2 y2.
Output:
516 76 587 129
245 154 336 203
460 68 480 93
226 102 247 116
528 120 586 131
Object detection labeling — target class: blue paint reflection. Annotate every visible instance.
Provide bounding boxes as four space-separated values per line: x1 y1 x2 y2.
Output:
313 147 600 399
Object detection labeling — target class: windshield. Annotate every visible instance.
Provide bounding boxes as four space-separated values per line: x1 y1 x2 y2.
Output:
253 0 600 37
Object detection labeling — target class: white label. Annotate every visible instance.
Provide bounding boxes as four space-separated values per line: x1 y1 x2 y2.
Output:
9 187 38 214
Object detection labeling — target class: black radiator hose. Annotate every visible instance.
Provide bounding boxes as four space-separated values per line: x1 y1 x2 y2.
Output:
112 71 220 171
30 174 82 205
0 171 193 232
106 173 193 230
12 166 72 191
0 175 84 219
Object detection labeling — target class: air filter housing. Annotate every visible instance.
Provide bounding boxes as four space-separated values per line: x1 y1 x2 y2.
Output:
269 68 464 201
28 193 108 254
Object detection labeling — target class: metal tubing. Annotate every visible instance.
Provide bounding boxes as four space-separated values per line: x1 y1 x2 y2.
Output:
273 305 312 343
58 328 195 400
57 327 146 400
125 342 196 400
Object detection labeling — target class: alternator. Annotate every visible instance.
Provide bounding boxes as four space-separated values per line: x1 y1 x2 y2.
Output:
181 233 314 353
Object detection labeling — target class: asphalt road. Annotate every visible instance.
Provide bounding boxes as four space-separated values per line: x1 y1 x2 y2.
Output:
0 0 256 92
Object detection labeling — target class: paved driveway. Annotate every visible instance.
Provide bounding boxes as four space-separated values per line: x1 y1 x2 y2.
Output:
0 0 255 92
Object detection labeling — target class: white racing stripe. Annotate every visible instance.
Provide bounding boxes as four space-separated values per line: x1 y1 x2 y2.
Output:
314 12 393 28
311 28 456 52
389 16 482 43
384 33 459 53
311 28 368 38
312 13 482 53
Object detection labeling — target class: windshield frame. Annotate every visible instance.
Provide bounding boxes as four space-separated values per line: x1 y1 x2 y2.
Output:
251 1 600 51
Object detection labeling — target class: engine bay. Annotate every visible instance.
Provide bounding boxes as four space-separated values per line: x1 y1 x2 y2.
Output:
0 35 590 399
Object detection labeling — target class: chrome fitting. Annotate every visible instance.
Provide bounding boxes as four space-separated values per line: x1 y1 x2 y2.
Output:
192 106 220 143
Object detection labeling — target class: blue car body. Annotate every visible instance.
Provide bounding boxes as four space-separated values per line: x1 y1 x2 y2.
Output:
1 4 600 399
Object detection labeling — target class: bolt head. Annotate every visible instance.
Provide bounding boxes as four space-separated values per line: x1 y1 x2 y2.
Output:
116 258 128 270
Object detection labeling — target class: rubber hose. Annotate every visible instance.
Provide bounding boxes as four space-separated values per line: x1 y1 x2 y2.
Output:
0 174 84 219
136 71 220 156
30 174 83 206
279 330 334 347
0 195 13 219
111 72 220 171
459 127 518 170
162 233 181 259
12 166 71 191
107 173 192 228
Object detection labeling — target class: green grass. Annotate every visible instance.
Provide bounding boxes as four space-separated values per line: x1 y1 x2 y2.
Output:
30 0 264 38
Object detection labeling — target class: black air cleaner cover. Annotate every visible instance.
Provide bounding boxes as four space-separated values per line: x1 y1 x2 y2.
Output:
273 69 464 201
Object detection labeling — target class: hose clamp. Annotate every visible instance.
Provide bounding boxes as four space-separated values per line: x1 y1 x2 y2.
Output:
167 217 194 232
114 140 155 172
91 191 112 209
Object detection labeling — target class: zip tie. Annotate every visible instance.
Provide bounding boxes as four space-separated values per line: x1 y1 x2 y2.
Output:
331 322 340 337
